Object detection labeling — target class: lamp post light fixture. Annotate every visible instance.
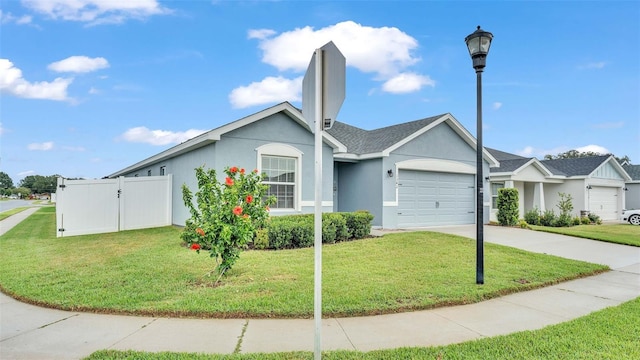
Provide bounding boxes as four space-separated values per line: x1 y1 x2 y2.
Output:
465 26 493 285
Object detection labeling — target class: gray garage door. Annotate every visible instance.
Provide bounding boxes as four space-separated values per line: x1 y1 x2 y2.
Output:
398 170 475 227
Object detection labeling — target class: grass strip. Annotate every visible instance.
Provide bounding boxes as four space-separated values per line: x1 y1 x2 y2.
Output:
0 206 30 221
84 297 640 359
530 224 640 247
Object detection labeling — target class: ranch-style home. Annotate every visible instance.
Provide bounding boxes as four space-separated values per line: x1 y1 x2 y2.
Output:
109 101 633 227
108 102 499 229
487 148 632 221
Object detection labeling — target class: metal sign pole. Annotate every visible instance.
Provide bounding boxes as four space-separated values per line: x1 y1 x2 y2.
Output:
313 47 323 360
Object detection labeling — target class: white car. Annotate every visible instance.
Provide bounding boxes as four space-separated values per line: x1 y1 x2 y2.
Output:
622 209 640 225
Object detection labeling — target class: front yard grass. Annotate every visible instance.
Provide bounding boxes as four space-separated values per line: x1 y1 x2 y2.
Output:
530 223 640 247
86 296 640 359
0 207 607 318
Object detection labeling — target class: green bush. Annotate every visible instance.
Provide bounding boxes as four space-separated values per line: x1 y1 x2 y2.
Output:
255 211 374 250
496 188 519 226
554 213 572 227
268 221 294 250
518 219 529 229
524 208 540 225
588 212 602 225
572 217 581 226
253 229 269 250
540 210 556 227
580 216 591 225
344 210 375 238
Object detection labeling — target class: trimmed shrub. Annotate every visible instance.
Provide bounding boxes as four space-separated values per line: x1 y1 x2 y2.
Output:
572 217 581 226
497 188 519 226
255 211 374 250
344 210 375 238
254 228 269 250
580 216 591 225
524 208 540 225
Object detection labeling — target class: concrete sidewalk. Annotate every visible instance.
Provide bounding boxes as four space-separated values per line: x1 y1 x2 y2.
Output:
1 216 639 359
0 207 40 236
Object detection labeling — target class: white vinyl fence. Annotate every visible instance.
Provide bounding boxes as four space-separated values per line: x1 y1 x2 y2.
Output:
56 175 172 237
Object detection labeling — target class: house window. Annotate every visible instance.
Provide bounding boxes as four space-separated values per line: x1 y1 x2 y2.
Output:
147 170 152 176
491 182 505 209
262 156 296 209
160 166 166 176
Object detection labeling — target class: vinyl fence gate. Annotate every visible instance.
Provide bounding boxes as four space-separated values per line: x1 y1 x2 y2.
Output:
56 175 172 237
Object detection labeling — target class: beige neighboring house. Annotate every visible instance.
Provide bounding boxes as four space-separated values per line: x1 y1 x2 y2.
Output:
487 148 631 221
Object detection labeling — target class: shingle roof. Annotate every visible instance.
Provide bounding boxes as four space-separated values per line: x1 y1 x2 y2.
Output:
540 155 610 177
490 158 532 173
327 114 445 154
623 164 640 180
486 147 527 161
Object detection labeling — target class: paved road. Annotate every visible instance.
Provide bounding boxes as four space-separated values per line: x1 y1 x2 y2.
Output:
0 200 33 213
1 221 639 359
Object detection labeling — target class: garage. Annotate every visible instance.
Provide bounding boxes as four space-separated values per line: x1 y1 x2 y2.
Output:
397 170 475 227
588 186 619 221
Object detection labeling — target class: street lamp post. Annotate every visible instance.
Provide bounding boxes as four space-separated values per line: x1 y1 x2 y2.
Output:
465 26 493 285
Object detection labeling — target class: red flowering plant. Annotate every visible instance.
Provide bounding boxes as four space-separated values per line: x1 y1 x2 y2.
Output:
181 166 275 282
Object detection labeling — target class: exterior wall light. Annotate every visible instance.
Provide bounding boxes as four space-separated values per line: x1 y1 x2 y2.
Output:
387 169 394 177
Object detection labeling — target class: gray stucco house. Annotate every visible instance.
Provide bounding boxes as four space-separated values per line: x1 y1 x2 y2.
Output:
622 163 640 210
109 102 498 229
487 148 631 221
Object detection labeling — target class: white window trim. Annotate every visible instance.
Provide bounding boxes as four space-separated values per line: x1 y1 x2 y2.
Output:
256 143 303 212
491 182 505 210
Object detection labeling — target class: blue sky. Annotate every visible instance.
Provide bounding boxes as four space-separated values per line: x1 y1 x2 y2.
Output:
1 0 639 182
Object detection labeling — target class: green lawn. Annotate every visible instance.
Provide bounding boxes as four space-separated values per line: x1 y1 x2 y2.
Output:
86 296 640 359
530 224 640 247
0 206 30 221
0 208 607 318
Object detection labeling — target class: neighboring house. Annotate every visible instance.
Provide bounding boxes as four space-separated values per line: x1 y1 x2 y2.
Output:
108 102 499 229
622 163 640 209
487 148 631 221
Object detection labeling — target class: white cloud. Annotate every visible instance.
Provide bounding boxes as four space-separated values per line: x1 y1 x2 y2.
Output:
119 127 207 146
492 102 503 110
382 73 435 94
28 141 54 151
18 170 36 177
591 121 624 129
578 61 606 70
575 144 609 154
62 146 86 152
253 21 419 75
229 76 303 108
0 59 72 101
0 123 6 135
233 21 432 107
48 56 109 73
248 28 276 40
21 0 171 25
88 87 100 94
1 10 33 24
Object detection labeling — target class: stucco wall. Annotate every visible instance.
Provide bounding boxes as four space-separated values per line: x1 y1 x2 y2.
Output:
120 112 335 225
336 159 383 226
626 183 640 209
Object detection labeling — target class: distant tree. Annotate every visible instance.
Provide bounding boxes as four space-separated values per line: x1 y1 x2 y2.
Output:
0 171 14 189
18 175 58 193
544 150 631 164
12 187 31 199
